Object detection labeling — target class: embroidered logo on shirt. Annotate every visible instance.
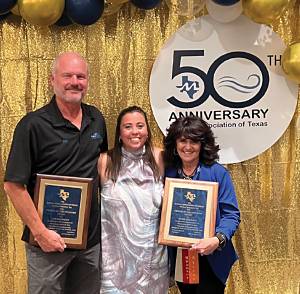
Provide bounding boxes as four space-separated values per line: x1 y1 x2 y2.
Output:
91 132 102 140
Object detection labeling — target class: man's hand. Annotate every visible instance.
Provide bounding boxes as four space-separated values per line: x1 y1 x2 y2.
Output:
34 228 66 253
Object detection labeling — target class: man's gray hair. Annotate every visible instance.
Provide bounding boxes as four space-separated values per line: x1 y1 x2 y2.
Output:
51 52 89 75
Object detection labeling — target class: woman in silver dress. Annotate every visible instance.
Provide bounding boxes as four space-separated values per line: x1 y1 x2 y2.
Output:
98 106 169 293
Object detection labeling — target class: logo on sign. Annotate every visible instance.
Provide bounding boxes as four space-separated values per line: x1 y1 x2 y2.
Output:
168 50 269 109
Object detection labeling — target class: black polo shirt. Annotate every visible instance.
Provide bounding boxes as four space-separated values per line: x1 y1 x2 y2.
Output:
5 96 108 248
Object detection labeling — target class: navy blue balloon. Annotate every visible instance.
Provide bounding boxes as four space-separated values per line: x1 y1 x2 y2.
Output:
66 0 104 26
0 12 11 21
55 9 73 26
131 0 160 10
0 0 16 14
212 0 240 5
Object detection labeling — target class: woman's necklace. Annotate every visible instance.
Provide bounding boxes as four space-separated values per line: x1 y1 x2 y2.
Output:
180 166 198 180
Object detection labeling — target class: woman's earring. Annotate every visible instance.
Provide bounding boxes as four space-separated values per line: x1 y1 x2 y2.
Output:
119 137 122 144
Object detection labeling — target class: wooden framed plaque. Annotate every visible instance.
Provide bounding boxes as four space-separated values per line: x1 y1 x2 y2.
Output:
29 174 93 249
159 177 218 247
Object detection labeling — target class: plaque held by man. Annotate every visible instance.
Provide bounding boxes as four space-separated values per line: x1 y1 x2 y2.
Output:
29 174 93 249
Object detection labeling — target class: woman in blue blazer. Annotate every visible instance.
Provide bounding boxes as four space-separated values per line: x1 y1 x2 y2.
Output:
164 116 240 294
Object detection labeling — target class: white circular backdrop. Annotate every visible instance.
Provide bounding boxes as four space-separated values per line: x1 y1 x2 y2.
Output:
149 15 298 164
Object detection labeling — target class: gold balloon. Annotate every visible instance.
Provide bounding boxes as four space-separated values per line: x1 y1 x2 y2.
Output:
11 4 20 16
242 0 290 24
19 0 65 26
282 42 300 84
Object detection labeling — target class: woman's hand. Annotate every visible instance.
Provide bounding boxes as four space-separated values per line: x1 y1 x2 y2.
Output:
190 237 219 256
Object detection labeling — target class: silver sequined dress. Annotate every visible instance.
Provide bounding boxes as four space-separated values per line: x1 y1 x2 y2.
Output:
100 147 169 294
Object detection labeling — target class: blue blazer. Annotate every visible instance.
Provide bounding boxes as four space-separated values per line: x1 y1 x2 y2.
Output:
165 162 240 284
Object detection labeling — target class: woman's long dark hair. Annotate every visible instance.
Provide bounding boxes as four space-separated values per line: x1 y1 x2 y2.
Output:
106 106 160 182
163 116 219 169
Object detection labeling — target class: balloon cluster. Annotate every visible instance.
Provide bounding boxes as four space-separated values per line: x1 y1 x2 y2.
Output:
0 0 291 26
0 0 161 26
168 0 290 24
165 0 290 24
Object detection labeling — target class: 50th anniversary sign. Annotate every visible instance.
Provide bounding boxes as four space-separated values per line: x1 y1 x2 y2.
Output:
150 15 298 163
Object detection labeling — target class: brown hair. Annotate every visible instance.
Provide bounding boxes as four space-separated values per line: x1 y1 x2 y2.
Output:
163 116 219 168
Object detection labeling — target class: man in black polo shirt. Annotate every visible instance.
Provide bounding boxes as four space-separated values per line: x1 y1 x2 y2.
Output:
4 52 108 293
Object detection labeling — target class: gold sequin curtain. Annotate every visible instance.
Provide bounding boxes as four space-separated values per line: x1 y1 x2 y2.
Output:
0 2 299 294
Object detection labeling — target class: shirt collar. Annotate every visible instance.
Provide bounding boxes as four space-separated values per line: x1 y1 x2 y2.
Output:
45 95 94 128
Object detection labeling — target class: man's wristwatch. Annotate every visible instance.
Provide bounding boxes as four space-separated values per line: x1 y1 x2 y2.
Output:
215 232 226 250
